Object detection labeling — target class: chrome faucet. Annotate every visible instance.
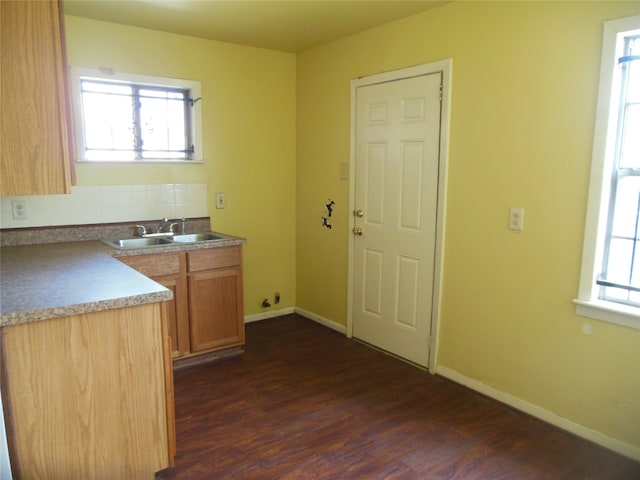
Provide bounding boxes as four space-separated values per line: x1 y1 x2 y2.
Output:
169 217 186 234
156 217 170 233
136 217 185 237
156 217 186 234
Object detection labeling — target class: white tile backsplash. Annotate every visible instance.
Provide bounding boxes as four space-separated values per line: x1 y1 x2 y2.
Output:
0 184 208 229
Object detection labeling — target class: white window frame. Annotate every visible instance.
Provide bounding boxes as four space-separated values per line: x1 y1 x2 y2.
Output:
70 67 203 163
575 15 640 330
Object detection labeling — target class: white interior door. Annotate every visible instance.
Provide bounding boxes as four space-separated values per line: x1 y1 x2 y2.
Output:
352 71 442 367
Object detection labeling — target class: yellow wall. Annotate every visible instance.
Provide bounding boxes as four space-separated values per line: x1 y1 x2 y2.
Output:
296 1 640 452
65 16 297 316
63 1 640 455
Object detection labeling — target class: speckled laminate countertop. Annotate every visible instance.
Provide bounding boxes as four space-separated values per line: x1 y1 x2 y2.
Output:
0 234 246 327
0 241 172 326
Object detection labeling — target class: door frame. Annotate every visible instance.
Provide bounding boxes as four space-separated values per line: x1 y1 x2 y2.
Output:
347 60 452 373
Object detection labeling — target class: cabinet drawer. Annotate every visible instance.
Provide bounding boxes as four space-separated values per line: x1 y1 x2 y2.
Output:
120 252 184 277
187 246 241 272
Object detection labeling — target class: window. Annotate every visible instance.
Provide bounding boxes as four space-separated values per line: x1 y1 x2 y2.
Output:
576 15 640 330
70 68 202 163
598 33 640 306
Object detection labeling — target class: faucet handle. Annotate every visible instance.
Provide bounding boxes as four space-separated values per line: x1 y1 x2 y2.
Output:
136 225 147 237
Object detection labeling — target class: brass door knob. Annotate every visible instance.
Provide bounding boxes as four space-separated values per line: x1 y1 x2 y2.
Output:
354 209 364 218
352 227 363 236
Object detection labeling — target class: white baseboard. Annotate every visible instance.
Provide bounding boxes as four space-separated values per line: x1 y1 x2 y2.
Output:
244 306 347 335
436 365 640 462
244 307 295 324
294 307 347 334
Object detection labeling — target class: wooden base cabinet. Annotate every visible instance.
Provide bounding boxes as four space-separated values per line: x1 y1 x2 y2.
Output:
120 246 245 360
0 304 173 479
119 252 190 358
188 266 244 352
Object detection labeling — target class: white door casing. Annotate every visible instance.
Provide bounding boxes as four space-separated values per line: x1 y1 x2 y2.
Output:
347 61 451 370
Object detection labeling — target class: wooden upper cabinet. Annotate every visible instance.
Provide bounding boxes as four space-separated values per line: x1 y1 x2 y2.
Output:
0 0 74 196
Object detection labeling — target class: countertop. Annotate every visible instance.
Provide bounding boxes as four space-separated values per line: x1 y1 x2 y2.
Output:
0 234 246 327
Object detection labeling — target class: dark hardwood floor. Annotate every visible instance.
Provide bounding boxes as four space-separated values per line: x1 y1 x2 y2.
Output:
157 314 640 479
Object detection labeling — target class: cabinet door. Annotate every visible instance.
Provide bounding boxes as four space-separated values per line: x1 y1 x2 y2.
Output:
188 267 244 352
119 253 189 358
155 274 190 358
0 0 73 195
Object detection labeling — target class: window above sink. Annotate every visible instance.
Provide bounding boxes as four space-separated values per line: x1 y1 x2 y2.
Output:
70 67 203 164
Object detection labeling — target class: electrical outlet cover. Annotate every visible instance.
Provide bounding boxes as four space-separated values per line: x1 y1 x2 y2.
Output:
509 207 524 231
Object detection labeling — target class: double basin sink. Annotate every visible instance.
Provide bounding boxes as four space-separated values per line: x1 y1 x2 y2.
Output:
103 232 230 249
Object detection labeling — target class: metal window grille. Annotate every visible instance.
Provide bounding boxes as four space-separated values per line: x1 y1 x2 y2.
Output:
79 79 195 161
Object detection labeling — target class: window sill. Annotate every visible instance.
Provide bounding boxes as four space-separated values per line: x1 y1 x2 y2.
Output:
76 159 204 165
574 299 640 331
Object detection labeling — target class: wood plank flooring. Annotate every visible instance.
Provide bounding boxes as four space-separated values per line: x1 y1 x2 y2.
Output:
157 314 640 479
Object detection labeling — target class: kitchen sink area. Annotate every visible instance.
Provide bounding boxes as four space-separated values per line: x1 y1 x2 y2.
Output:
0 213 247 480
107 237 174 248
173 232 228 243
98 216 237 250
101 231 233 249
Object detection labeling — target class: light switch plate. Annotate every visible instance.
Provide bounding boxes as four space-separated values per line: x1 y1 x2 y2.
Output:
340 162 349 180
216 192 226 209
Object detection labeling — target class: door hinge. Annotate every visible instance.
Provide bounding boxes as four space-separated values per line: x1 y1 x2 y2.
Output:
439 83 443 101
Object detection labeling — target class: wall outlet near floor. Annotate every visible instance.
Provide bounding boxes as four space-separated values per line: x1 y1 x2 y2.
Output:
216 192 226 209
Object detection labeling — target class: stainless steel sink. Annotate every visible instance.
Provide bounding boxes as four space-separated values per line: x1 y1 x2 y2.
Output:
103 237 173 249
102 231 230 249
172 232 227 243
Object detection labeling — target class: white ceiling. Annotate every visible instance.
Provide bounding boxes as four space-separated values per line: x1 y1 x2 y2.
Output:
64 0 450 53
